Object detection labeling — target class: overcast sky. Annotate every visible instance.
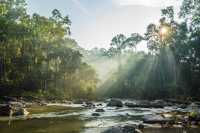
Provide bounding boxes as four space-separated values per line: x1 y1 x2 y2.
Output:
27 0 181 50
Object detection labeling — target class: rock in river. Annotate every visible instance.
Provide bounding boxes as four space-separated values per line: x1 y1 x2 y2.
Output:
73 100 84 104
143 114 175 124
125 102 164 108
102 125 140 133
13 108 29 116
107 99 123 107
0 104 12 116
0 102 29 116
92 113 100 117
95 108 105 112
138 124 144 130
102 127 123 133
84 102 95 108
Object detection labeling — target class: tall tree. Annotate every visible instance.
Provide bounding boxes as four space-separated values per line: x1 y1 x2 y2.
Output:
126 33 143 52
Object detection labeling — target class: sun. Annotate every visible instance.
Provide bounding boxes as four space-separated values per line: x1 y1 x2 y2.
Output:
160 26 168 36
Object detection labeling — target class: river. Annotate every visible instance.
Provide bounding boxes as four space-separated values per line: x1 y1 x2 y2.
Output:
0 100 200 133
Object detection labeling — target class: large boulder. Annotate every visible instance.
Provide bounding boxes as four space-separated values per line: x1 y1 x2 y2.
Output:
107 99 123 107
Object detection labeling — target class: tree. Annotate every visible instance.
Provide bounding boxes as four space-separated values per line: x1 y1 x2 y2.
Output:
126 33 143 52
102 5 200 99
107 34 127 70
178 0 200 97
0 0 98 100
107 34 143 70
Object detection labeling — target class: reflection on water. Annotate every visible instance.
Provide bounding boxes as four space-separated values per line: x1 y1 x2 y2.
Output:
0 117 85 133
1 116 200 133
0 103 200 133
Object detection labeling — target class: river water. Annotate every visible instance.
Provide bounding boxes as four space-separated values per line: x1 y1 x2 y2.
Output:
0 101 200 133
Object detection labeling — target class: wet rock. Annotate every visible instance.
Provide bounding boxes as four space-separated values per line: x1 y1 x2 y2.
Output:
107 99 123 107
73 100 84 104
102 127 123 133
143 114 175 124
187 103 199 112
194 102 200 106
96 103 103 106
0 104 12 116
177 104 188 109
138 124 144 130
122 125 137 133
0 102 29 116
85 102 95 108
38 101 47 106
151 100 165 104
9 101 25 108
22 96 38 102
95 108 105 112
61 100 72 104
92 113 100 117
124 102 135 107
13 108 29 116
125 102 164 108
165 99 189 105
124 100 166 108
162 113 173 118
1 96 17 103
102 125 140 133
11 102 29 116
151 100 171 107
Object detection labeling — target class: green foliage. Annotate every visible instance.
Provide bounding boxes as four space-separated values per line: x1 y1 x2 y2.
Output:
1 0 200 101
107 33 143 56
101 3 200 100
0 0 98 100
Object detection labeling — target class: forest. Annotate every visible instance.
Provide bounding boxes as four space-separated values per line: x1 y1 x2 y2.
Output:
1 0 200 133
0 0 98 100
0 0 200 101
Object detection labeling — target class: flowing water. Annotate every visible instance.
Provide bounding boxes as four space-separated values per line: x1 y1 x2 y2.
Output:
0 101 200 133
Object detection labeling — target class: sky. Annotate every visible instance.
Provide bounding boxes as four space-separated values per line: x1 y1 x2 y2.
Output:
26 0 181 50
